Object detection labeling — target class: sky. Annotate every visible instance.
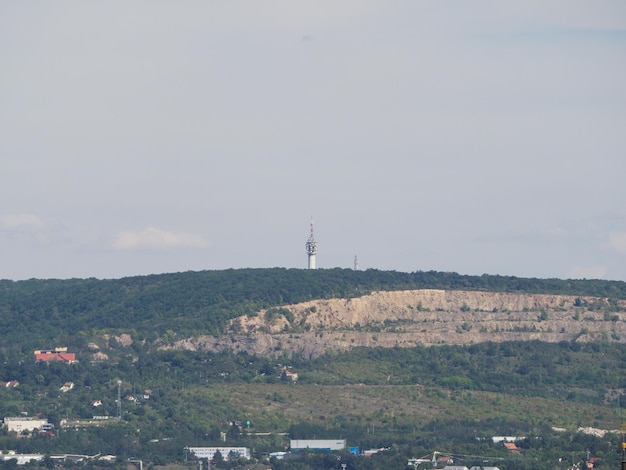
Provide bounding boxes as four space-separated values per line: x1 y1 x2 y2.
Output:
1 2 625 281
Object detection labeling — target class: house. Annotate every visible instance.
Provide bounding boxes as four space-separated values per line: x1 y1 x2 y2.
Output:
442 466 469 470
60 382 74 393
503 442 521 452
281 368 298 382
34 347 77 364
0 381 19 388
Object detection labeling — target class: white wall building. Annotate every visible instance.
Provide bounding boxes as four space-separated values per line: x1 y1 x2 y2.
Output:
186 447 250 462
0 451 44 465
290 439 346 451
3 417 49 433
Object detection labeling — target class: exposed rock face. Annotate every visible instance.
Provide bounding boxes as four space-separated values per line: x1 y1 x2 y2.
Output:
171 289 626 359
104 333 133 347
91 351 109 361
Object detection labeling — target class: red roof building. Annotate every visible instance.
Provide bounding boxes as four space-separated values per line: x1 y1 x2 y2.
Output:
34 349 77 364
503 442 521 452
0 381 19 388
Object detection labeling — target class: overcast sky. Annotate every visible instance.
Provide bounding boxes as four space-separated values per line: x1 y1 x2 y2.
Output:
1 2 625 281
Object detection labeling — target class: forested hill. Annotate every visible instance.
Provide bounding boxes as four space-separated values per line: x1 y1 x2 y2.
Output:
1 268 625 353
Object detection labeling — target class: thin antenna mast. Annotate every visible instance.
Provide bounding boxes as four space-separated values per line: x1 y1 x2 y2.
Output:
117 380 122 419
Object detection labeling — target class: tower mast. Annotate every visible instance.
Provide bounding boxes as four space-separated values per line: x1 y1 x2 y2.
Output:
306 218 317 269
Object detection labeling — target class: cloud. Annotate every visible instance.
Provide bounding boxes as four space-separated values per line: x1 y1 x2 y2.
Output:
609 232 626 255
112 227 209 251
0 213 45 230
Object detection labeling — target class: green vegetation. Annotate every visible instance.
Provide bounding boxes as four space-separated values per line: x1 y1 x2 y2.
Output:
0 342 624 468
0 269 624 468
0 268 625 353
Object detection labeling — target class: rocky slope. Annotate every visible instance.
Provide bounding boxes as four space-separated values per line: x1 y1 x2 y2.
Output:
171 289 626 358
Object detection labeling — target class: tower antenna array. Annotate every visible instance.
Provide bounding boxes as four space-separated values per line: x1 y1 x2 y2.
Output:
305 217 317 269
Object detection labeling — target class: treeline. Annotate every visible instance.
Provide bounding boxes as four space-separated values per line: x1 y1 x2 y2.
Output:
1 268 625 352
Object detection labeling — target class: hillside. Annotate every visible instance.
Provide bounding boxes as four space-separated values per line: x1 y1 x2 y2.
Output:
170 289 626 358
1 268 625 358
1 270 626 469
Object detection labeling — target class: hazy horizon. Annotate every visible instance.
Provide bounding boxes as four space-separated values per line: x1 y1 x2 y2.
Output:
1 2 625 281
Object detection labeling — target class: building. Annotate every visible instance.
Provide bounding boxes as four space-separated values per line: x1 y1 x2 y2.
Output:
281 368 298 382
503 442 521 452
0 451 44 465
0 381 19 388
491 436 524 443
363 447 388 456
290 440 346 451
4 417 50 433
186 447 250 462
34 347 77 364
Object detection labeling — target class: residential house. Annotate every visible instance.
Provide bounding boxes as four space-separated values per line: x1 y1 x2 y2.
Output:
34 347 77 364
0 381 19 389
503 442 521 452
281 368 298 382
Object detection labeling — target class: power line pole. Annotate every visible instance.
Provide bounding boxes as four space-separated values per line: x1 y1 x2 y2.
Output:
117 380 122 419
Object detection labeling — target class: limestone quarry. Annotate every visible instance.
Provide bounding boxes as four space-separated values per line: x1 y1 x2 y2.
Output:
171 289 626 359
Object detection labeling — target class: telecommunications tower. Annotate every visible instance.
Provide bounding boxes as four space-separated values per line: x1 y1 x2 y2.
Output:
306 218 317 269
